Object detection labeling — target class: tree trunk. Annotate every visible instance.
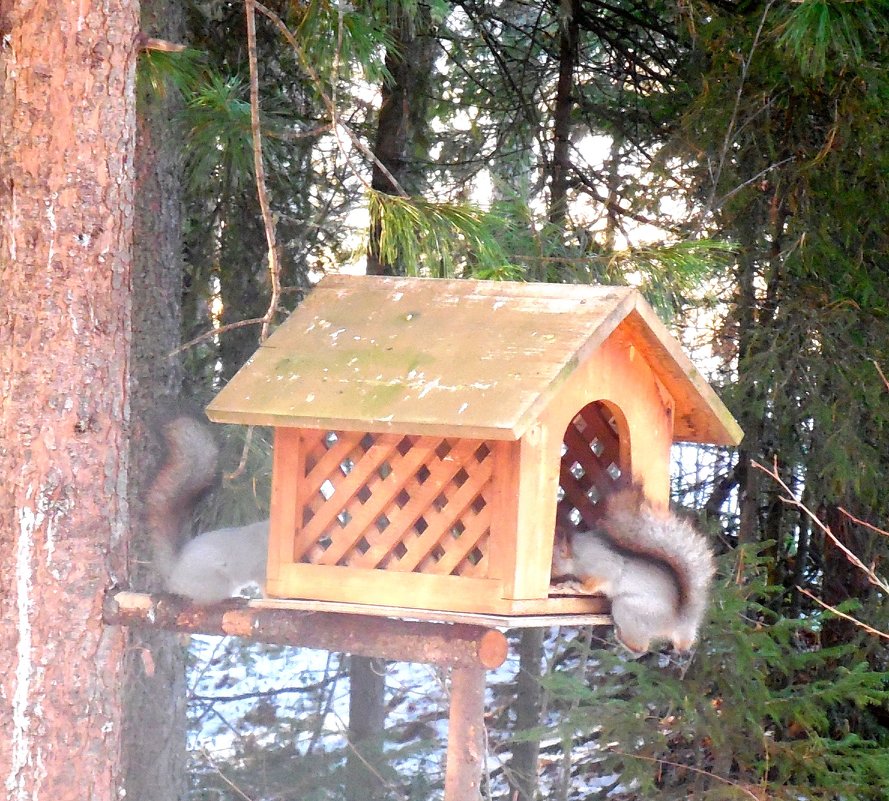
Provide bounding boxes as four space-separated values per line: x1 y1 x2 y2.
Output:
548 0 580 231
366 7 435 276
346 655 387 799
508 628 545 801
0 1 139 799
123 2 189 799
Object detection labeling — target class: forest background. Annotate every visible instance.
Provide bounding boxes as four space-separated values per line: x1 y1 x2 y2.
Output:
3 0 889 799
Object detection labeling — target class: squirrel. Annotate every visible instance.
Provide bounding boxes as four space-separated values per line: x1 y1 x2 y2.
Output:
145 414 269 604
551 485 715 654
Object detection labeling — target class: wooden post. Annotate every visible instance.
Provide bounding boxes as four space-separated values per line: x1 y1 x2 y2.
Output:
444 665 487 801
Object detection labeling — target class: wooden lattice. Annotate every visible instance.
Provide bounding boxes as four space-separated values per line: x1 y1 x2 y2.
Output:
556 401 626 535
286 430 495 579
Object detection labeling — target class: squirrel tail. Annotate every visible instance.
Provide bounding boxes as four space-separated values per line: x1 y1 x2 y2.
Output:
599 484 715 628
145 415 220 583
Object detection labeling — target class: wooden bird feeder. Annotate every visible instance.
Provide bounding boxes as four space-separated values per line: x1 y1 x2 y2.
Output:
206 275 742 619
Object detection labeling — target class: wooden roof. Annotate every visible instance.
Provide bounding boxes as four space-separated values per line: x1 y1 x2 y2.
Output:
206 275 742 445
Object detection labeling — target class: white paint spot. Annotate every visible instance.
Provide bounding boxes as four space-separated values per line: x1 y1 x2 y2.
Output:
418 378 441 399
492 300 505 310
8 179 17 262
330 328 346 342
7 502 38 798
45 197 57 273
306 393 315 402
392 292 404 301
458 403 469 414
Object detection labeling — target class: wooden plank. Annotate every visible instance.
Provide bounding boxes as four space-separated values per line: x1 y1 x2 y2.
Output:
264 561 610 616
206 275 741 447
300 433 402 550
500 421 561 600
206 276 638 439
103 592 508 669
398 448 495 573
268 428 304 579
248 597 610 628
620 303 744 445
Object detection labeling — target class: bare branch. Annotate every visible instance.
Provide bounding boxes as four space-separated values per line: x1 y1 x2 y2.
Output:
751 459 889 596
245 0 282 343
797 587 889 643
252 0 408 198
874 360 889 394
838 508 889 540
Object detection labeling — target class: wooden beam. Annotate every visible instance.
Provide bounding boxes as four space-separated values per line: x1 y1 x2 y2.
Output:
103 591 508 669
444 665 487 801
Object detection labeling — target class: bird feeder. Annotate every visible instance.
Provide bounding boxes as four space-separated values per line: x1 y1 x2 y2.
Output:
206 275 742 618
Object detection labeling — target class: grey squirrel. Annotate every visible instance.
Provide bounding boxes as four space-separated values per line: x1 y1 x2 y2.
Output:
551 485 715 654
145 415 269 604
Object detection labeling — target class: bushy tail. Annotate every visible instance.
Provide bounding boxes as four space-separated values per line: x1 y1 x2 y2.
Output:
600 485 715 627
145 415 220 583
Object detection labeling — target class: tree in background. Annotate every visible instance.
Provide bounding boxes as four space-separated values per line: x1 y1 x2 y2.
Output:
123 0 889 798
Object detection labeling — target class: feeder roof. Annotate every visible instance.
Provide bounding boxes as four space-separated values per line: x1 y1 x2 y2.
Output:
206 275 742 445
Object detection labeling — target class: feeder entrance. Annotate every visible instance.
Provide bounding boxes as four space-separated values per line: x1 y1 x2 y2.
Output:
555 400 629 536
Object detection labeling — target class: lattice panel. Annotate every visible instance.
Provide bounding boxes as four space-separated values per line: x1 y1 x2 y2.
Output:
556 401 625 534
288 430 496 578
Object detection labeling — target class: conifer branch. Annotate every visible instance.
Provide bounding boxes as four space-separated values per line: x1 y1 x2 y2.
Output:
252 0 408 198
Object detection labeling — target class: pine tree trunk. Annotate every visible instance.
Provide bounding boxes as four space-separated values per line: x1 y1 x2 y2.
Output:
508 628 545 801
366 7 435 276
548 0 580 231
346 656 387 799
0 1 139 798
123 1 189 798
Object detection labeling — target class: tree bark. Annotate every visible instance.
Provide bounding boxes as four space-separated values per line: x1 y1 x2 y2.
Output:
0 1 139 799
548 0 580 231
346 655 388 799
124 1 189 798
366 7 435 276
508 628 545 801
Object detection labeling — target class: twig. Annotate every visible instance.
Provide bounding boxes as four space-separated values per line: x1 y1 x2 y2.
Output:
752 458 889 595
172 316 266 355
199 747 256 801
253 0 408 198
607 748 763 800
797 587 889 643
224 425 253 482
838 508 889 540
874 359 889 393
244 0 281 343
138 34 188 52
703 0 776 221
714 156 797 207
